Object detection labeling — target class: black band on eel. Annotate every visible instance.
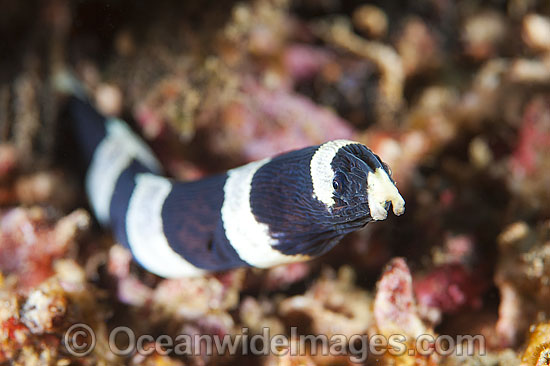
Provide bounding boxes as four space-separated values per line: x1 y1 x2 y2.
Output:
66 96 405 277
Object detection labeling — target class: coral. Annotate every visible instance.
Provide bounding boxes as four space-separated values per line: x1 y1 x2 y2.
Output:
0 208 90 289
521 322 550 366
1 1 550 365
374 258 427 339
279 266 373 338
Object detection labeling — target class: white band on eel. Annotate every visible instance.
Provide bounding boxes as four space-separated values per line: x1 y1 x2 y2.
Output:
310 139 356 207
126 174 206 277
86 118 161 225
221 159 309 267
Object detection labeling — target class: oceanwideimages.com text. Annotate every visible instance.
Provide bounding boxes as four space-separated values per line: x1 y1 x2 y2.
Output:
64 324 486 362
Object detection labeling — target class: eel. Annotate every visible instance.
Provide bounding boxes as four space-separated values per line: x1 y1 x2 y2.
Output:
64 93 405 278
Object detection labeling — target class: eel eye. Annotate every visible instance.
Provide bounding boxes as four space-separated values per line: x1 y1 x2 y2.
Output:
333 173 344 193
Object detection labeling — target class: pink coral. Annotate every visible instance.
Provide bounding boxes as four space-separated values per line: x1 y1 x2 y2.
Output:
373 258 426 338
0 208 89 289
219 83 354 161
510 97 550 178
414 264 484 315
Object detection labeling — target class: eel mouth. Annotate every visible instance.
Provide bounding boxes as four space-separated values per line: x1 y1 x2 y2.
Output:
366 168 405 221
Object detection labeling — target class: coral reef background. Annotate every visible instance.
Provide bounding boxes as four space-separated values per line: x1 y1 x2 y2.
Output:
0 0 549 365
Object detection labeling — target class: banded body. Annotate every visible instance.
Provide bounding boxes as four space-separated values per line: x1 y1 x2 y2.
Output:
66 97 405 278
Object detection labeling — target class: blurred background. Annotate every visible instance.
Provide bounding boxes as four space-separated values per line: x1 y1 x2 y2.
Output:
0 0 549 365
